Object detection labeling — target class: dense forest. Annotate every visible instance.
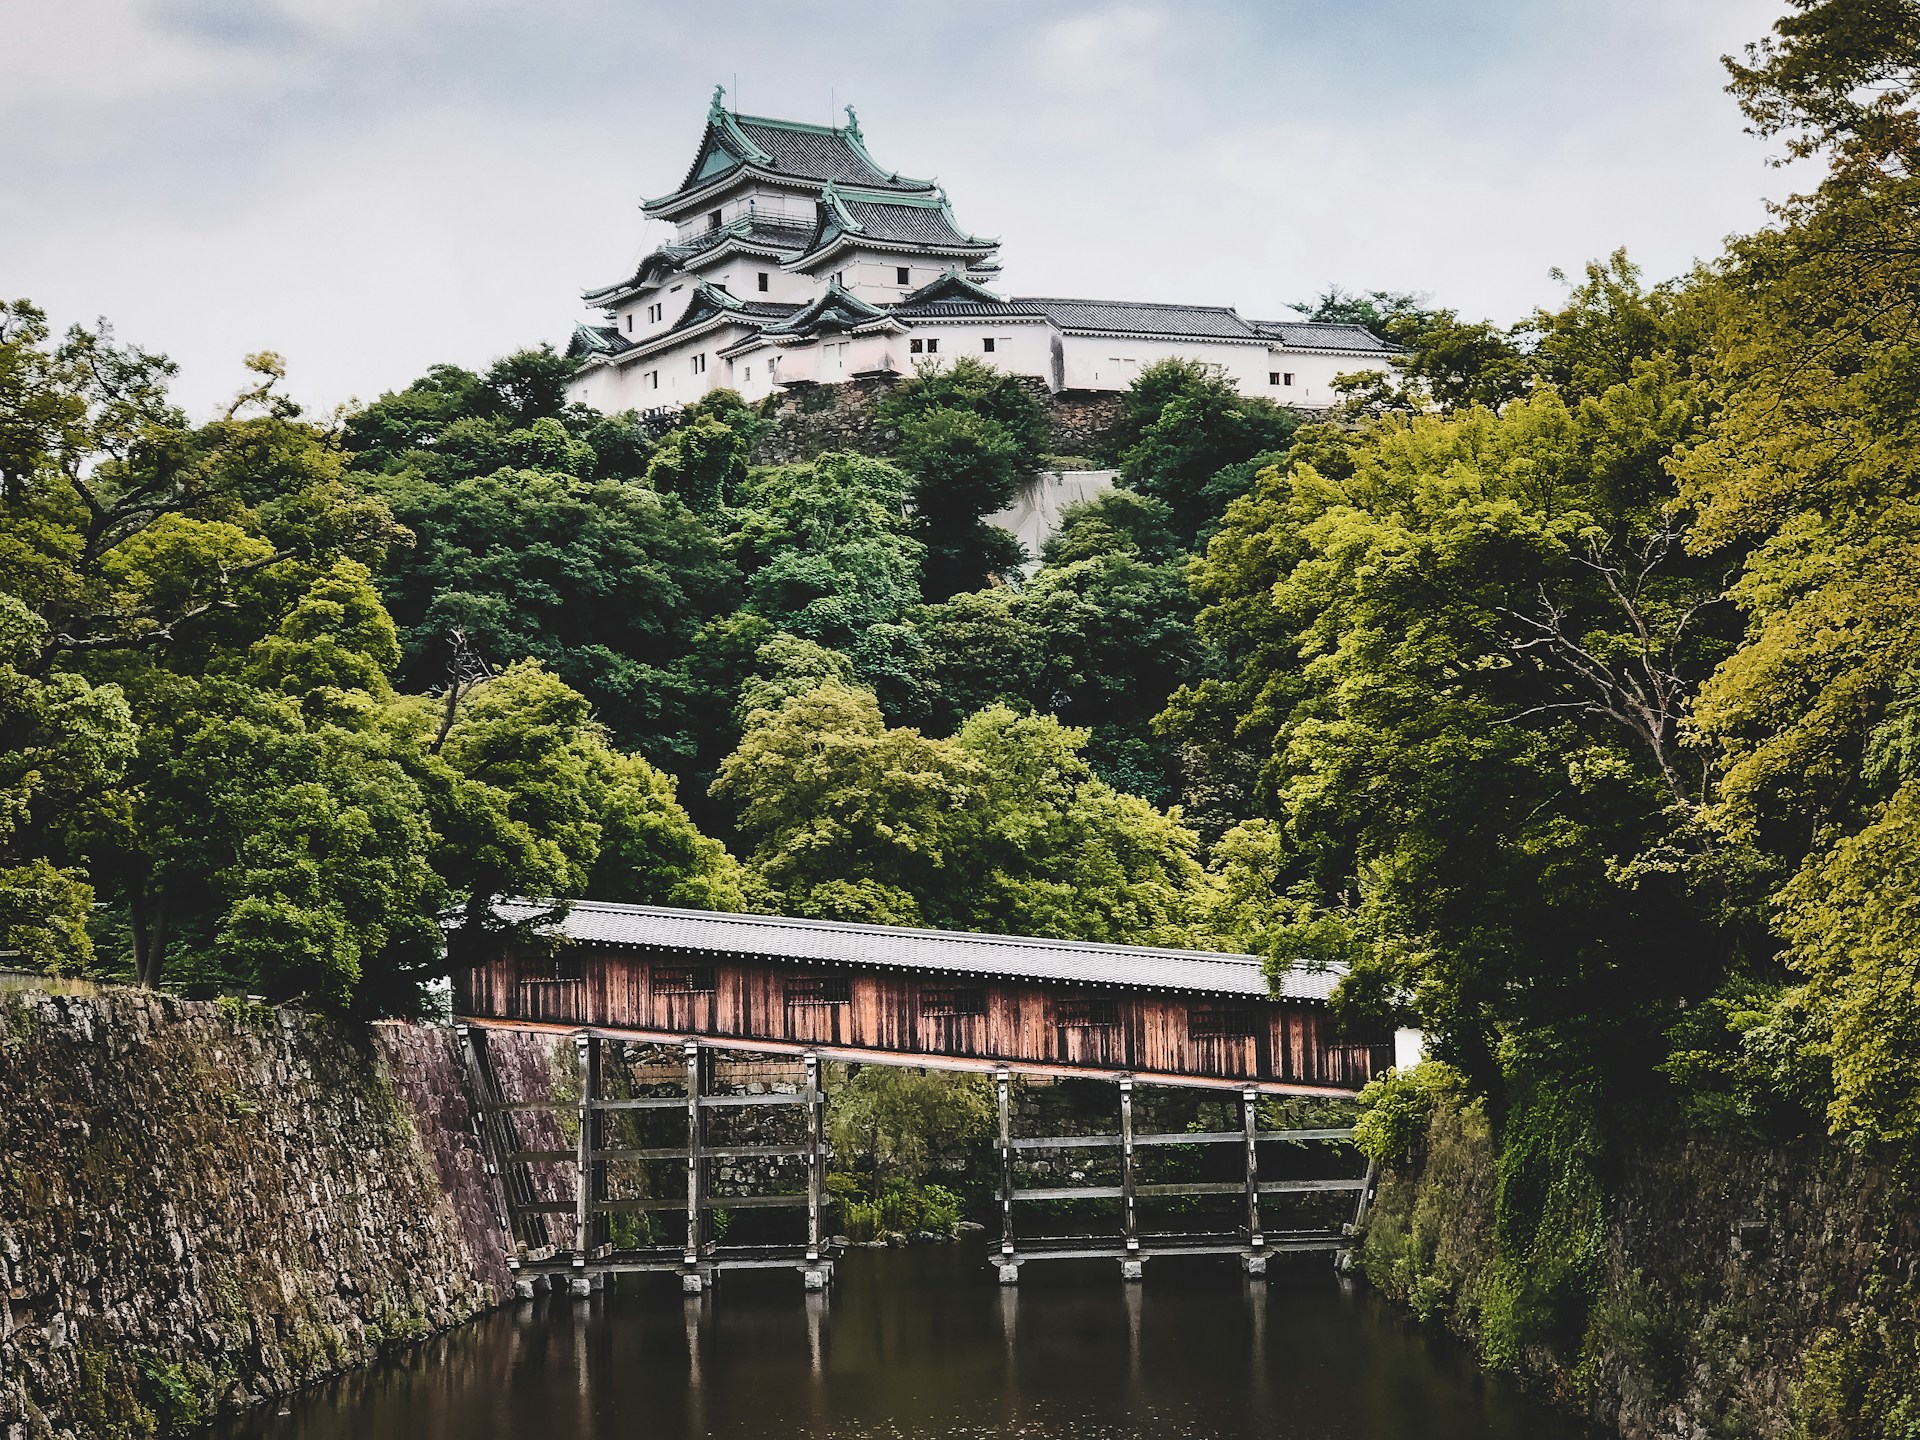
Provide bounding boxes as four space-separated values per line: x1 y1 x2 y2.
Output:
1 0 1916 1412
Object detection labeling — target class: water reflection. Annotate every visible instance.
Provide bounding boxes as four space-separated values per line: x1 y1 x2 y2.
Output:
223 1247 1578 1440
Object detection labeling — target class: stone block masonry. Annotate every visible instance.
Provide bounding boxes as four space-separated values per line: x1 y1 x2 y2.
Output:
0 989 558 1439
748 375 1126 467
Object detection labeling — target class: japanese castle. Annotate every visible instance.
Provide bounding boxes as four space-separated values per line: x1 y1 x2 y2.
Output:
566 90 1392 412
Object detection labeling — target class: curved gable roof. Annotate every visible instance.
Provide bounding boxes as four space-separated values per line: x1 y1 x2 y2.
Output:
647 97 937 214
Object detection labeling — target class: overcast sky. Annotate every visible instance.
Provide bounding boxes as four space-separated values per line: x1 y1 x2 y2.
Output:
2 0 1799 419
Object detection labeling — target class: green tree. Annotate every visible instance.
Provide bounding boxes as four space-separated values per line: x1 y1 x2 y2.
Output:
645 414 749 514
895 406 1029 599
0 595 137 970
370 463 737 756
1115 360 1297 549
1673 21 1920 1141
876 356 1050 465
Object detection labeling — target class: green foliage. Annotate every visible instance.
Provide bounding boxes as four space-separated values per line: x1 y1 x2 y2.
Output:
828 1064 994 1189
1354 1062 1467 1164
368 461 736 755
876 355 1050 465
645 414 749 514
714 682 1206 941
1114 360 1297 548
895 405 1029 599
1040 490 1180 566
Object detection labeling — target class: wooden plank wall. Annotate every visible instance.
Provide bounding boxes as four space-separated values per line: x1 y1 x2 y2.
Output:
456 948 1391 1089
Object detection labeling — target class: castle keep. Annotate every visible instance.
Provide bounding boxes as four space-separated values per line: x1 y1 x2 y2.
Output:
567 90 1393 412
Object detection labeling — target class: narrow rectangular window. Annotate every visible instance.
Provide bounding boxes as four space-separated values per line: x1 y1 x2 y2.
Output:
648 371 658 389
707 208 722 230
1284 372 1295 386
834 271 845 287
1269 371 1280 385
921 985 986 1017
910 338 924 354
654 965 717 994
692 353 707 375
744 365 752 381
785 974 851 1006
983 337 996 353
1188 1002 1257 1039
926 338 939 354
1057 993 1118 1027
625 314 633 332
757 272 769 292
896 266 911 285
519 954 583 984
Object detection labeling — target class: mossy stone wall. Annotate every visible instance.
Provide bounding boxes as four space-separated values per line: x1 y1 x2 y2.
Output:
1358 1104 1920 1438
0 991 527 1439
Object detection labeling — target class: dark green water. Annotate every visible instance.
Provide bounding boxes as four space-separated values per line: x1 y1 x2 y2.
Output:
226 1248 1580 1439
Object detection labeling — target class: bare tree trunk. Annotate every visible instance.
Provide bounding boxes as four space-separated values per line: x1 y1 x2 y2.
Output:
132 886 168 989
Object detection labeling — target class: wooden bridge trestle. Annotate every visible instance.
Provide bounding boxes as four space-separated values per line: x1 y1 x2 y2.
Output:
453 1024 1375 1295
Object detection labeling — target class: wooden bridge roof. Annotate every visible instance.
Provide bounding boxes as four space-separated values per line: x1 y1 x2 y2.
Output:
494 900 1341 1004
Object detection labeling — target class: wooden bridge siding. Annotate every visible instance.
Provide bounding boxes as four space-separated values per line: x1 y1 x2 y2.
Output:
455 949 1387 1088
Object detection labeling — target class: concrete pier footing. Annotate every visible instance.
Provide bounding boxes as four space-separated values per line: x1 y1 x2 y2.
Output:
1119 1259 1144 1282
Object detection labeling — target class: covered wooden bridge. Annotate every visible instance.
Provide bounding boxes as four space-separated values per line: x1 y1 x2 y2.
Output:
451 902 1393 1294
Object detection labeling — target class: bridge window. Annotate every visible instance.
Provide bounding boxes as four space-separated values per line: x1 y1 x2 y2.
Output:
1188 1002 1257 1039
785 974 851 1005
921 985 986 1017
519 954 583 983
1056 994 1118 1027
653 965 716 994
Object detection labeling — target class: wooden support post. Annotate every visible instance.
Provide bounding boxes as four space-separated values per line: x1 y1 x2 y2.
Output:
1119 1077 1140 1278
1351 1155 1379 1231
576 1035 602 1251
685 1040 704 1274
1242 1086 1265 1276
996 1068 1016 1282
571 1033 598 1296
805 1052 824 1265
455 1024 522 1271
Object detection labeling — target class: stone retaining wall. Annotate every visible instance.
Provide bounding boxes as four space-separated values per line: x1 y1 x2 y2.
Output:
0 990 545 1439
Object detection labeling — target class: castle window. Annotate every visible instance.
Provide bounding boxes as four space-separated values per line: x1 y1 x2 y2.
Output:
744 365 752 381
625 314 633 332
648 371 659 389
692 353 707 375
1284 373 1295 386
648 303 662 323
910 338 924 354
757 272 769 292
1269 372 1280 385
834 271 846 287
926 338 939 354
983 337 996 353
897 266 911 285
706 209 722 231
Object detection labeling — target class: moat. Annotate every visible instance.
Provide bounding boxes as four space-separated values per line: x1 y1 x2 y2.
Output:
225 1247 1579 1440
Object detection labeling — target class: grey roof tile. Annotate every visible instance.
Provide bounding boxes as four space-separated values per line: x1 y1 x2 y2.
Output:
492 900 1338 1003
737 121 917 188
1015 298 1262 340
1250 320 1395 352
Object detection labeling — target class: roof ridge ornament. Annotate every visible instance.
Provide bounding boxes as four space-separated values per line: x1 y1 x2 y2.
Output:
710 83 727 119
842 103 863 142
